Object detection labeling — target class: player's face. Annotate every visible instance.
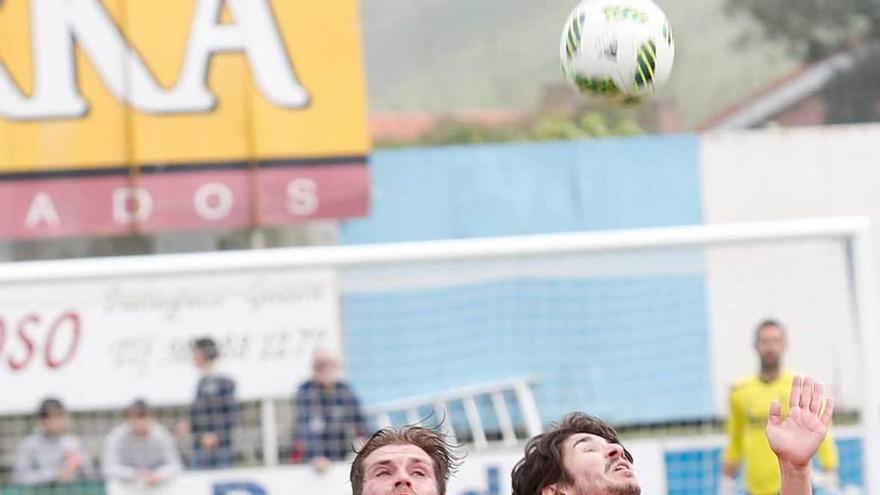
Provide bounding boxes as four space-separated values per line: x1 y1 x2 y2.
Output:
555 433 640 495
42 410 69 436
755 325 786 368
360 444 438 495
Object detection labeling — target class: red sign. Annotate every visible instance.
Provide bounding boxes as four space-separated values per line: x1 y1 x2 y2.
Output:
0 162 369 240
0 0 372 241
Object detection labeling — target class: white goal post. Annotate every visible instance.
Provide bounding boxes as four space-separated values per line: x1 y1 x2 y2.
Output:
0 217 877 494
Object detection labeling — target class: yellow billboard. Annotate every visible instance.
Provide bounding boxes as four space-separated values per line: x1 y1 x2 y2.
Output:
0 0 370 239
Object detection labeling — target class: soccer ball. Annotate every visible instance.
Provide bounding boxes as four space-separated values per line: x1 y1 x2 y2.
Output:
560 0 675 104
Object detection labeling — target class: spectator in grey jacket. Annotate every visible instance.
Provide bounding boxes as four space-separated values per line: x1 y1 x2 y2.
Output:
103 400 182 487
13 398 96 485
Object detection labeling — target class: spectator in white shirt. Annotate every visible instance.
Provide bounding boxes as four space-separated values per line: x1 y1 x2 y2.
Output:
103 400 182 487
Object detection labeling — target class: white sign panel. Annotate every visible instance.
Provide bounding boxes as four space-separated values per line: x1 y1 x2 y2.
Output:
107 443 667 495
0 268 340 413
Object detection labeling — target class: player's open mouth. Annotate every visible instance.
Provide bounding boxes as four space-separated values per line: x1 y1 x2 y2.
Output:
611 462 632 474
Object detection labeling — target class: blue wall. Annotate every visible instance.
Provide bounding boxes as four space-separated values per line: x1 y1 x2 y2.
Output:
341 136 711 424
343 136 703 243
664 438 864 495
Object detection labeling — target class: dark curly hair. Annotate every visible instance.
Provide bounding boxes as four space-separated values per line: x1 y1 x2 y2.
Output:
350 426 460 495
511 412 633 495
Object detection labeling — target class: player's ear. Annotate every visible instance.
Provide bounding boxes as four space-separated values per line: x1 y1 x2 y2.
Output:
542 484 565 495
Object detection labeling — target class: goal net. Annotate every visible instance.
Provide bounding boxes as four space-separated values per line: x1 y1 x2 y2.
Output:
333 218 878 495
0 218 876 495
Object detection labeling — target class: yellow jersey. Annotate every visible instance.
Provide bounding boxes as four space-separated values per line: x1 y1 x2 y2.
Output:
724 371 837 495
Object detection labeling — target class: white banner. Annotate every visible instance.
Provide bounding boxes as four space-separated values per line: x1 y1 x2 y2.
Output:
107 442 667 495
0 268 341 413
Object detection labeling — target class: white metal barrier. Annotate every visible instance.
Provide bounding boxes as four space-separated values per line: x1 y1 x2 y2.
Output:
365 377 543 449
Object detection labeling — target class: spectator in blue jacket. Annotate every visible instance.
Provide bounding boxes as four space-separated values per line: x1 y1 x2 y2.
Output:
292 349 371 472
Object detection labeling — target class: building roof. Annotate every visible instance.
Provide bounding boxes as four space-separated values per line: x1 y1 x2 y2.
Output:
697 48 863 130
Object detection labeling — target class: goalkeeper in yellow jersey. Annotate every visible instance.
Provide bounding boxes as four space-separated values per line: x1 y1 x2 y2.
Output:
722 320 838 495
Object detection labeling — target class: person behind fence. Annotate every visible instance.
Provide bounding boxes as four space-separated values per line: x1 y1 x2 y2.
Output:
349 426 459 495
13 398 97 485
103 399 183 488
511 375 832 495
722 319 838 495
291 348 370 471
180 337 238 469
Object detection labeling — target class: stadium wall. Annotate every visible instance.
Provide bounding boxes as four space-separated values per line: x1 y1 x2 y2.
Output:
701 124 880 416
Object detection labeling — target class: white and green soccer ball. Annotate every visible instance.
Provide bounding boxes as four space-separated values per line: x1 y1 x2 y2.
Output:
560 0 675 104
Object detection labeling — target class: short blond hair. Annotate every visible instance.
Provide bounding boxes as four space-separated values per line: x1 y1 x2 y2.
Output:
350 426 459 495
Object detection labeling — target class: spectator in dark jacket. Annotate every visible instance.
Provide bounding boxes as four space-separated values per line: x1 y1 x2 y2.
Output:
179 337 238 469
292 349 371 472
